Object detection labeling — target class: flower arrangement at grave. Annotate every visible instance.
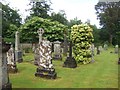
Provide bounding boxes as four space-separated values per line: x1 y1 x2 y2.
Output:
70 23 94 64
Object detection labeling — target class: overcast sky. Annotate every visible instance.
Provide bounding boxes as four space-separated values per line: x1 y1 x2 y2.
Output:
2 0 101 28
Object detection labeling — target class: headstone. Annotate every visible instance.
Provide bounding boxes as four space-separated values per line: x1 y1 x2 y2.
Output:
15 31 23 63
34 28 44 65
63 41 77 68
115 45 118 54
53 41 62 60
1 38 12 89
103 44 108 50
89 44 95 63
7 45 18 73
35 28 57 79
97 46 100 54
35 39 57 79
99 46 103 52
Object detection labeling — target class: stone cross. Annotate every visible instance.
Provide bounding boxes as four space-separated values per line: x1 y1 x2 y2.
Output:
37 28 44 44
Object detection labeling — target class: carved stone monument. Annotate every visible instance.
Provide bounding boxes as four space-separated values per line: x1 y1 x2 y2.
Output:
103 44 108 50
15 31 23 63
34 28 44 65
7 45 18 73
115 45 118 54
53 41 62 60
1 38 12 89
63 41 77 68
35 28 57 79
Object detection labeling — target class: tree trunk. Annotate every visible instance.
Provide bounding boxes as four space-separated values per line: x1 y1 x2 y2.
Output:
109 34 113 45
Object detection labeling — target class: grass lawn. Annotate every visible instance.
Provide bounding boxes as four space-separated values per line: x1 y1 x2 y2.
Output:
9 47 118 88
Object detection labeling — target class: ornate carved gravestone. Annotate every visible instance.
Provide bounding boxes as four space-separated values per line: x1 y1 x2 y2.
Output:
34 28 44 65
1 39 12 89
7 45 18 73
35 28 57 79
15 31 23 63
63 41 77 68
53 41 62 60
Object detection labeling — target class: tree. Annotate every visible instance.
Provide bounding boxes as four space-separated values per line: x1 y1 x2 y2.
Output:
19 16 67 43
1 2 21 39
50 10 68 25
26 0 52 21
68 17 82 28
95 1 120 45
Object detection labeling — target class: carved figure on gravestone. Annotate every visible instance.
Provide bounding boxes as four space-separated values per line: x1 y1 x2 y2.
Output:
38 40 53 69
7 45 15 68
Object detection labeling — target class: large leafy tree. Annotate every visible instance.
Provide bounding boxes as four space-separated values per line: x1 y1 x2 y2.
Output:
50 10 68 25
95 1 120 45
19 16 67 43
25 0 52 21
1 2 21 40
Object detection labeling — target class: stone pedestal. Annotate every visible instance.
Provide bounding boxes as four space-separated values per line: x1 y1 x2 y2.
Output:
63 41 77 68
15 51 23 63
1 39 12 90
35 67 57 79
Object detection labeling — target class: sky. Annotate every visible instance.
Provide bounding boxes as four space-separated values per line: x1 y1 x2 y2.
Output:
2 0 101 28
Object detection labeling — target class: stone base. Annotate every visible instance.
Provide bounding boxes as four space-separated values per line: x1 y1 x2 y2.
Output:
35 68 57 79
8 64 18 73
2 82 12 90
34 60 39 66
118 58 120 64
63 57 77 68
15 51 23 63
53 55 62 60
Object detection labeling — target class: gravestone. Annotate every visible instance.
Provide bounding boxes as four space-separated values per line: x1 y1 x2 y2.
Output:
97 46 100 54
1 38 12 89
7 45 18 73
35 39 57 79
115 45 118 54
103 44 108 50
63 41 77 68
34 28 44 65
53 41 62 60
15 31 23 63
35 28 57 79
99 46 103 52
90 44 95 63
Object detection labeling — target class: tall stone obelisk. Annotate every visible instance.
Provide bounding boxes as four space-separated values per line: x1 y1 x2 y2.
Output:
15 31 23 63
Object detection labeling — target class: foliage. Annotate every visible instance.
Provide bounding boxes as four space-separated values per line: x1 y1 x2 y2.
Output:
68 17 82 28
50 10 68 25
19 16 67 43
95 1 120 45
1 2 21 38
25 0 52 21
71 24 94 64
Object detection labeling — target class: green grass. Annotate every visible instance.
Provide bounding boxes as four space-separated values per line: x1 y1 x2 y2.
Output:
9 47 118 88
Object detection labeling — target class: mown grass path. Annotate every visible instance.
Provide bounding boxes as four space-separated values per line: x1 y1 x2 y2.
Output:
9 47 118 88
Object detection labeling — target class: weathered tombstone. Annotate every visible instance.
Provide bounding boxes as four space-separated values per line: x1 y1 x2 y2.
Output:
7 45 18 73
115 45 118 54
90 44 95 63
35 39 57 79
35 28 57 79
103 44 108 50
97 46 100 55
1 38 12 89
53 41 62 60
63 41 77 68
99 46 103 52
15 31 23 63
34 28 44 65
